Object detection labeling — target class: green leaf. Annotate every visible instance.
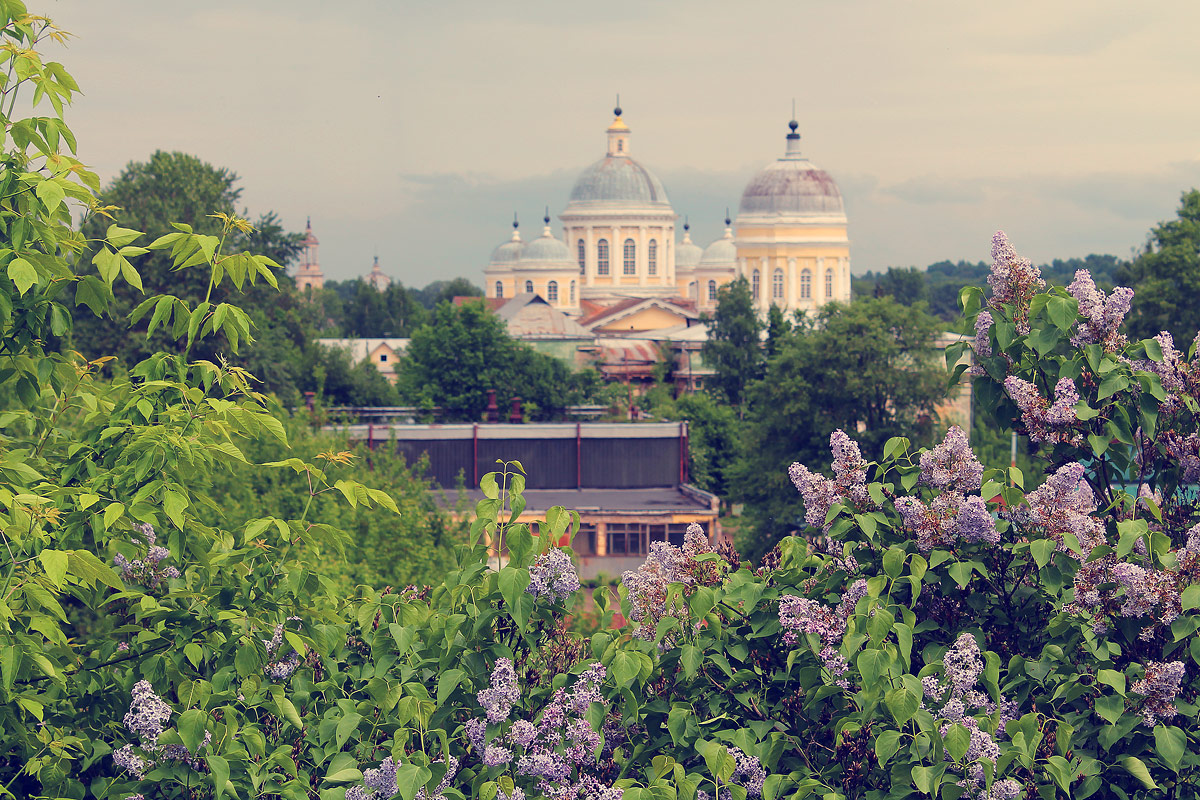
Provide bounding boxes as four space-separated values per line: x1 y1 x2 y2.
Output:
1046 295 1079 331
944 723 970 762
610 650 641 688
681 644 702 680
947 561 974 588
335 711 363 750
1153 725 1185 771
882 546 905 579
103 501 125 529
437 668 465 706
1182 583 1200 611
324 768 364 784
874 730 902 765
1030 539 1055 569
235 643 261 677
38 549 68 589
106 224 143 247
1097 668 1126 696
1118 756 1158 789
7 257 36 295
273 694 302 729
396 765 433 800
206 754 231 800
163 489 188 529
857 649 889 686
1094 693 1124 724
1098 371 1130 401
35 179 64 212
178 709 207 756
885 687 920 724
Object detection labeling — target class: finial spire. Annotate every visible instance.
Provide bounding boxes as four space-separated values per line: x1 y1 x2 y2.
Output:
306 215 311 229
512 212 519 230
544 206 550 225
724 208 731 227
614 93 621 117
683 215 690 232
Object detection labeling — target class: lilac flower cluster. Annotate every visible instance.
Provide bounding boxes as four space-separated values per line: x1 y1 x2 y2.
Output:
346 756 459 800
1067 270 1133 351
922 635 1021 800
465 660 622 800
1024 463 1105 556
262 618 302 682
1130 660 1186 726
778 580 866 688
972 311 994 359
113 523 180 591
1002 376 1082 446
1134 331 1189 410
694 747 766 800
527 549 580 602
1161 430 1200 483
920 427 984 492
894 492 998 553
987 232 1044 333
621 523 715 641
789 430 877 532
112 680 209 779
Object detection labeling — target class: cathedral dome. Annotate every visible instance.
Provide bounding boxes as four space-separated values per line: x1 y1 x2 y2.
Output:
675 221 703 270
699 216 736 268
738 121 844 217
489 219 522 267
564 107 672 210
520 218 574 268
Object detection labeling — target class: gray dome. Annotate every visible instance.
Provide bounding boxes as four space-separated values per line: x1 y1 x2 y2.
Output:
520 227 574 267
489 236 522 266
699 230 736 268
738 157 844 217
676 233 703 270
567 156 671 208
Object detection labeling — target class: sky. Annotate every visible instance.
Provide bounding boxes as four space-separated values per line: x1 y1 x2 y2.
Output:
47 0 1200 286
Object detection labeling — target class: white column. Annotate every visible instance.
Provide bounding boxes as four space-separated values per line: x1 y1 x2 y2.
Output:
788 257 796 312
759 257 769 311
639 225 647 287
585 227 594 287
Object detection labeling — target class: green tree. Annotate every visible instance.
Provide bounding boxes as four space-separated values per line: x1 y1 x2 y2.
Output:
398 300 594 420
1116 188 1200 343
872 265 928 305
732 297 947 557
700 277 764 408
412 277 482 309
764 304 791 359
72 150 306 376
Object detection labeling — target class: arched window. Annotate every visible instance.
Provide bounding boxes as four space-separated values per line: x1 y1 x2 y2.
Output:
570 280 576 304
525 280 534 294
648 240 657 275
597 239 609 275
577 239 585 272
751 270 760 300
772 268 784 299
495 281 503 298
547 280 558 302
825 268 834 298
707 280 717 302
623 238 636 275
800 269 812 299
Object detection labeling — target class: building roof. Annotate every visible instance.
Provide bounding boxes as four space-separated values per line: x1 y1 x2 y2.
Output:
676 225 704 270
738 121 845 218
579 296 700 332
519 222 574 268
495 294 593 339
699 224 737 268
451 486 716 514
489 226 522 267
316 338 409 363
566 156 672 209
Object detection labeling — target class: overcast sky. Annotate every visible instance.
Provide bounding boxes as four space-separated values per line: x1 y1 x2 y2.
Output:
49 1 1200 286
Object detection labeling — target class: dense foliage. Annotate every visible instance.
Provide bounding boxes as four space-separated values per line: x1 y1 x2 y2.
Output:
1116 190 1200 346
3 8 1200 800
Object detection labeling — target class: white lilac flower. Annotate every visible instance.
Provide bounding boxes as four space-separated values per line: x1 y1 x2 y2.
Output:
527 549 580 602
920 426 984 492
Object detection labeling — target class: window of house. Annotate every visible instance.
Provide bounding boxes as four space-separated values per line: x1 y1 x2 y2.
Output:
547 280 558 302
825 268 834 298
606 523 644 555
495 281 503 298
379 354 387 362
800 269 811 299
617 139 623 153
577 239 586 271
525 280 534 294
648 239 657 275
708 280 717 302
573 524 597 556
752 270 760 300
597 239 609 275
623 238 636 275
570 280 576 304
772 268 784 299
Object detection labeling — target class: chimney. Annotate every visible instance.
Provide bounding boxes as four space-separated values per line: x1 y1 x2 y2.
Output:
486 389 499 423
509 397 523 424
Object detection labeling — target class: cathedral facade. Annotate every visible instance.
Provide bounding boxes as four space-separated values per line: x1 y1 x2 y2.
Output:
485 106 851 317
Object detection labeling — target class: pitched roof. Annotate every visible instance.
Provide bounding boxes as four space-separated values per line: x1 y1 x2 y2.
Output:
578 297 701 332
495 293 593 339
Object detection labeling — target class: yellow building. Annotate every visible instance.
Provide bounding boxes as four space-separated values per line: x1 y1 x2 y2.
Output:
483 106 850 319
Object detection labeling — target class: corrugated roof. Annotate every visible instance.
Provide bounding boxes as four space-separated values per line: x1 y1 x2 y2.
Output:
496 294 593 339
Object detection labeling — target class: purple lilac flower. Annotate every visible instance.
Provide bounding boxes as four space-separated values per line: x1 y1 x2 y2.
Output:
123 680 172 745
987 232 1044 332
508 719 538 748
957 496 999 545
483 744 513 766
942 633 984 698
466 718 487 751
973 311 994 358
416 757 459 800
567 663 605 715
113 523 180 591
1134 331 1187 410
830 430 870 506
498 788 527 800
836 579 868 619
1003 376 1082 446
921 427 984 492
778 595 845 646
478 658 520 723
363 757 399 797
1161 431 1200 483
1068 270 1133 350
527 549 580 602
1131 660 1185 726
788 462 842 529
517 748 572 782
113 745 149 779
621 531 713 641
1025 463 1105 555
728 747 767 797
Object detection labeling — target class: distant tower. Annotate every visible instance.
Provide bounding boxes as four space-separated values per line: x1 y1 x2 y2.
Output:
294 218 325 292
366 255 390 291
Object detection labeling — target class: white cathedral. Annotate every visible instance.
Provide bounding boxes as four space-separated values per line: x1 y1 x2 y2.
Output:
484 105 852 317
